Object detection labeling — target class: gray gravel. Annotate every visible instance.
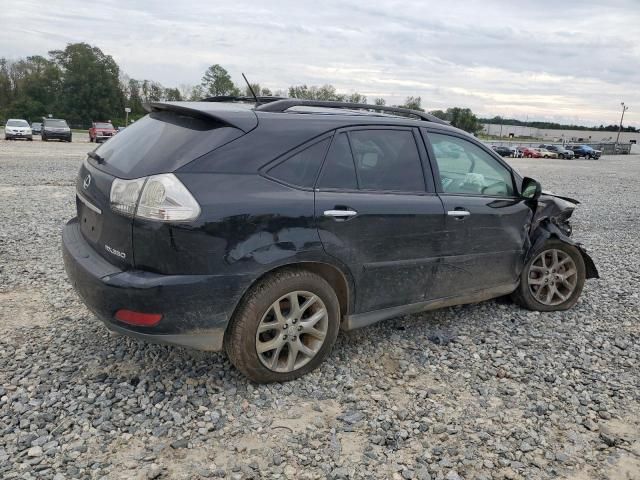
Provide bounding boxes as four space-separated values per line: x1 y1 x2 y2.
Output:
1 139 639 480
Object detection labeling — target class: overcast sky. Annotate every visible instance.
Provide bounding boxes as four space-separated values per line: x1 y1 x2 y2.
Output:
1 0 639 126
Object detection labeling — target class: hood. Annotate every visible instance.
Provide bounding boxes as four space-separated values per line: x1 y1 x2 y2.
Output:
541 191 580 204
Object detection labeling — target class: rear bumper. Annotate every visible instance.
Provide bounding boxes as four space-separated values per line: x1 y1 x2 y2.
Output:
62 218 250 351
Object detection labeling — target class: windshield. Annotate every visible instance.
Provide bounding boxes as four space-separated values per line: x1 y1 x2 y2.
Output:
45 120 68 128
32 123 41 127
7 120 29 127
94 122 114 129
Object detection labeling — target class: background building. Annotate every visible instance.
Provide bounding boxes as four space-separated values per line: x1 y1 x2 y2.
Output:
482 123 639 144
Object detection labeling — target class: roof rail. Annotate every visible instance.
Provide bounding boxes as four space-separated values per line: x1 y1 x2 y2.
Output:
255 99 449 125
202 95 287 104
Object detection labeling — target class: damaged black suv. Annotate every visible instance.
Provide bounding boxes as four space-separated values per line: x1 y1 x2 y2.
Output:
62 98 598 383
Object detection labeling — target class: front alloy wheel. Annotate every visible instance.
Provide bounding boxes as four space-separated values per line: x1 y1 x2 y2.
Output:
512 240 586 311
527 249 578 306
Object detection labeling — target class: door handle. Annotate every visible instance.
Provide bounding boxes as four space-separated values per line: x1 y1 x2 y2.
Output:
447 210 471 218
324 209 358 219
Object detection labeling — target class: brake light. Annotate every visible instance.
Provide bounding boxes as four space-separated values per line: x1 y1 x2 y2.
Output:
115 309 162 326
110 173 200 222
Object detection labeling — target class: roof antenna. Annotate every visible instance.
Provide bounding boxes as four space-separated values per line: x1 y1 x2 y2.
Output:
242 73 259 105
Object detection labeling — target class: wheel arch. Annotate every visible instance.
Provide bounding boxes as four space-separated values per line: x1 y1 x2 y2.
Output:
225 260 355 335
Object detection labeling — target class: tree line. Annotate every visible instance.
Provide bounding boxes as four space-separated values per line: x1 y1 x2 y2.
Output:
0 42 483 132
482 115 638 133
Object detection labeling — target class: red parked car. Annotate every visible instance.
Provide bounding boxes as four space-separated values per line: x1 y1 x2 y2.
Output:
519 147 541 158
89 121 117 143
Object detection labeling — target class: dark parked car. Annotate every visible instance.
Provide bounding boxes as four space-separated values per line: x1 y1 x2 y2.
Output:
31 122 42 135
42 118 72 142
539 144 574 159
62 98 598 382
491 145 513 157
568 145 601 159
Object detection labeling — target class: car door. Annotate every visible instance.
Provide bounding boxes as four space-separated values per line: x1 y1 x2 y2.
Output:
422 129 533 296
315 127 447 313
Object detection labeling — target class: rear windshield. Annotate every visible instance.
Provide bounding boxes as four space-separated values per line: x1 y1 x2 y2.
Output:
93 110 244 179
94 122 114 129
45 119 68 127
7 120 29 127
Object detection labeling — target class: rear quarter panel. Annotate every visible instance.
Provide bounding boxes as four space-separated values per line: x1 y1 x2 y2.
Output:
132 174 325 276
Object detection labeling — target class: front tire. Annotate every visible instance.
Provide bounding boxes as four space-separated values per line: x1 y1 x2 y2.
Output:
512 240 585 311
225 269 340 383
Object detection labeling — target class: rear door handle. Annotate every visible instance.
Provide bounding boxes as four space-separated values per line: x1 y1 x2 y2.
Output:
324 209 358 218
447 210 471 218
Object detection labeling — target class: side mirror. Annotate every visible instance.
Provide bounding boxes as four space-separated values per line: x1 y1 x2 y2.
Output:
521 177 541 200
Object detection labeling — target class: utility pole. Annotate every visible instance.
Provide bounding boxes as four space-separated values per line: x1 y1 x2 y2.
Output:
615 102 628 147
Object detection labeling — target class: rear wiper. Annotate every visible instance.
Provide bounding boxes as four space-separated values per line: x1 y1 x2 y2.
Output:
87 151 105 164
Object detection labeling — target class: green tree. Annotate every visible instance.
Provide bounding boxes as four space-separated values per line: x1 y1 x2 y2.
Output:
346 92 367 104
244 83 261 97
188 85 205 101
201 64 239 97
374 97 386 106
49 43 124 126
401 96 423 111
429 109 447 120
164 87 182 101
446 107 482 133
288 84 365 103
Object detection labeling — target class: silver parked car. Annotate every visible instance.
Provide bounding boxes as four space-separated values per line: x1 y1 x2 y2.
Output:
4 119 33 141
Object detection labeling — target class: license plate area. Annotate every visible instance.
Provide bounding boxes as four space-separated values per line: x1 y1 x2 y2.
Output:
79 202 102 243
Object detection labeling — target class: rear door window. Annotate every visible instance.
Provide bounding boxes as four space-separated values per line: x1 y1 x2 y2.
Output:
267 137 330 188
348 130 425 192
317 133 358 190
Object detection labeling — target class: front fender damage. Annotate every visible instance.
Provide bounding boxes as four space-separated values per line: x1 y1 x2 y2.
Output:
525 194 599 279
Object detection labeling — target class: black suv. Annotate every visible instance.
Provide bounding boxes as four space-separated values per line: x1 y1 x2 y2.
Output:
42 118 72 142
62 98 598 382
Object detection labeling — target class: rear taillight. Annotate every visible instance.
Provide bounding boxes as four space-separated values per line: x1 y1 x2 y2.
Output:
115 309 162 326
110 173 200 222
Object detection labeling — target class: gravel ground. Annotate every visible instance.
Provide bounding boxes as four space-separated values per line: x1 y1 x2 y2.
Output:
0 139 638 480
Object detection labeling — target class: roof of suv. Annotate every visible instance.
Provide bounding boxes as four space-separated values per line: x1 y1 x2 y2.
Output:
146 98 467 137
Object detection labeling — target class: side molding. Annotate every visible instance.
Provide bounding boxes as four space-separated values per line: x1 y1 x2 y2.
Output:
342 283 517 331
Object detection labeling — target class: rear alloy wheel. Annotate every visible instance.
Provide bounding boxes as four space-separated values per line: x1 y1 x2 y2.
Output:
255 291 329 373
512 240 585 311
225 269 340 383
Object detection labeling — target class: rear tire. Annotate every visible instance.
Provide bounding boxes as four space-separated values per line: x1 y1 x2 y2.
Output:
512 240 585 312
224 269 340 383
